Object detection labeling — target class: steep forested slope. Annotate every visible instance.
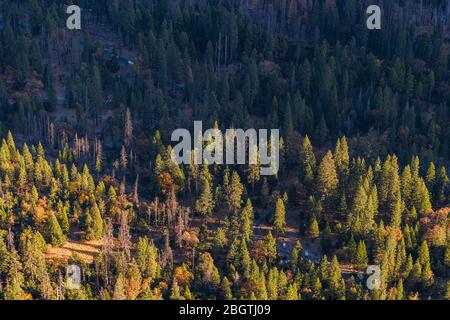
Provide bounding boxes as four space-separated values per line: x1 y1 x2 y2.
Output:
0 0 448 300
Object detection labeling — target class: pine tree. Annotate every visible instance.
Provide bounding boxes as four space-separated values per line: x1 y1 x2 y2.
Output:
257 273 268 300
46 212 66 246
277 270 289 299
225 171 244 214
309 217 320 240
86 203 103 240
394 238 407 278
213 227 228 251
267 267 279 299
4 249 29 300
408 206 418 224
136 237 161 279
334 137 349 182
265 231 277 264
380 155 401 212
355 240 368 270
418 241 434 286
273 198 286 235
390 196 403 228
195 175 214 217
395 279 405 300
425 162 436 191
285 283 299 300
290 241 302 270
405 254 414 278
312 276 322 299
436 166 449 205
317 151 338 201
184 285 192 300
401 165 413 207
329 255 343 295
412 178 432 214
299 136 316 187
347 178 377 237
113 273 127 300
337 192 348 219
221 277 233 300
241 199 254 242
57 201 70 234
240 239 251 278
409 259 422 286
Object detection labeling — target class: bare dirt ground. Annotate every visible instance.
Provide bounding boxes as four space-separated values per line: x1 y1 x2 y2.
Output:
253 207 322 261
253 206 360 276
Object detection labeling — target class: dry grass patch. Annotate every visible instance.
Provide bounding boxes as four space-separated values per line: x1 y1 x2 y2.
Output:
45 239 103 265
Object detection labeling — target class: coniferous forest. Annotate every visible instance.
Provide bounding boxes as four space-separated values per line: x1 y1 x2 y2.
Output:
0 0 449 301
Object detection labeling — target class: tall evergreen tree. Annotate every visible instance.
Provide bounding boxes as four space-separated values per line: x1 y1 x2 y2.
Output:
317 151 338 202
273 198 286 235
299 136 316 188
355 240 368 270
46 212 66 246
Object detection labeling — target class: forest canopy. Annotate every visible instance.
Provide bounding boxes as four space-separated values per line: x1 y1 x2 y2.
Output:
0 0 448 301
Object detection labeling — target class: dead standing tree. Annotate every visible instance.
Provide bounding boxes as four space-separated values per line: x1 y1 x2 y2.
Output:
133 175 139 206
118 210 132 273
176 207 191 248
160 229 173 270
120 145 127 182
112 159 119 180
124 107 133 147
100 218 114 288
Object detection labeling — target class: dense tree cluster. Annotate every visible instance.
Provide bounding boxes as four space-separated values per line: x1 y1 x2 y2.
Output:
0 130 447 300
